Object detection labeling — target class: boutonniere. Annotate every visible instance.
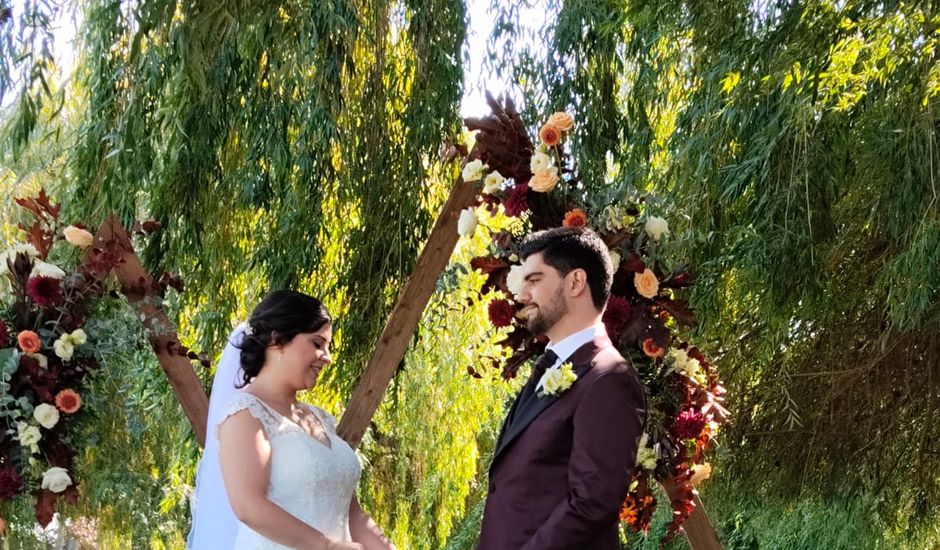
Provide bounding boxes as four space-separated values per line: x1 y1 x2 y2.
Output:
537 362 577 398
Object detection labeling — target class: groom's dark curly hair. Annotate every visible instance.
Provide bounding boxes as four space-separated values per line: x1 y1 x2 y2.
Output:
519 227 613 310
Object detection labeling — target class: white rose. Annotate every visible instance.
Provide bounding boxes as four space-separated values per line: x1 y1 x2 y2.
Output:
17 422 41 447
63 226 94 248
530 151 552 174
461 159 487 182
0 243 40 274
482 171 505 194
506 265 525 297
29 353 48 369
457 208 478 238
69 329 87 346
54 337 75 361
644 216 669 242
33 403 60 429
609 250 621 269
41 467 72 493
31 261 66 280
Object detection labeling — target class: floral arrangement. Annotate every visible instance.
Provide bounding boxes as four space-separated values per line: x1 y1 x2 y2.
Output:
459 96 729 540
0 192 165 528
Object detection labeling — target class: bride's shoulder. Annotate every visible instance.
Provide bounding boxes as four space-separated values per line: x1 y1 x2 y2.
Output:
217 392 275 430
306 404 339 431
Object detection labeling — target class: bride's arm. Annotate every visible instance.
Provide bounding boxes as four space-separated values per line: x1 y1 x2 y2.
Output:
219 411 359 550
349 495 395 549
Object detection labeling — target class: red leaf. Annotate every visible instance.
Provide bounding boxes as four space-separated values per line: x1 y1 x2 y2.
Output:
35 490 56 527
470 256 509 274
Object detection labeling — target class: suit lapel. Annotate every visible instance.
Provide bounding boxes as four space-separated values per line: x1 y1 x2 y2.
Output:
490 334 612 467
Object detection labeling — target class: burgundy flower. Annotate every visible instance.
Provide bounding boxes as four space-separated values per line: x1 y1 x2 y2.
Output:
602 295 631 340
0 468 24 500
673 409 707 440
26 276 62 307
0 319 8 348
488 298 515 328
504 183 530 217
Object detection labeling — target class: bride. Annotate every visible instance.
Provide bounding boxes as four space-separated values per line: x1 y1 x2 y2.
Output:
188 290 393 550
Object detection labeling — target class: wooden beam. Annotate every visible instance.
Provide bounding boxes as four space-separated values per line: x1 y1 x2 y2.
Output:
93 215 210 447
337 178 478 447
661 478 723 550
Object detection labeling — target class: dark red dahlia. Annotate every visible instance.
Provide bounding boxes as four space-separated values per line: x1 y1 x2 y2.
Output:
26 276 62 307
0 467 24 500
673 409 707 440
0 319 8 348
488 298 515 328
503 183 530 217
602 295 631 340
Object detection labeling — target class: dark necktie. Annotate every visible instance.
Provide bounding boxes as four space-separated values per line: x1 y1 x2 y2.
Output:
511 349 560 422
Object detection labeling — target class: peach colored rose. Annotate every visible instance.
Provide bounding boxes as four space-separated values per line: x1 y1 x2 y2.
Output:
529 167 559 193
548 112 575 132
634 268 659 299
539 123 562 147
63 226 94 248
17 331 41 354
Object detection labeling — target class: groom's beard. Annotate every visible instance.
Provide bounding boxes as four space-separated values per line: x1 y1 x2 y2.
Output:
525 286 567 336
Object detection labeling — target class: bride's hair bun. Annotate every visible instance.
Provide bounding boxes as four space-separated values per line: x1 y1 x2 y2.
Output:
236 290 332 387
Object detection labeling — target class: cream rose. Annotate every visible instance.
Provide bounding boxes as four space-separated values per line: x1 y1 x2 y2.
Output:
505 265 525 297
548 111 575 132
34 403 60 429
644 216 669 242
54 337 75 361
529 151 553 173
68 329 87 346
41 467 72 493
634 268 659 299
482 170 505 194
457 208 478 237
30 261 66 280
1 243 40 273
63 226 94 248
635 433 659 470
609 250 622 270
529 167 559 193
689 463 713 486
17 422 41 447
29 353 48 369
461 159 487 182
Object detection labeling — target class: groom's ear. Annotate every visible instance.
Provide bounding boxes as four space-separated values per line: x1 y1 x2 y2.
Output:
567 268 589 298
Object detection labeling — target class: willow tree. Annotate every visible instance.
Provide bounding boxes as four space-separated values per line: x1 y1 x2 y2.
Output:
2 0 487 545
485 0 940 543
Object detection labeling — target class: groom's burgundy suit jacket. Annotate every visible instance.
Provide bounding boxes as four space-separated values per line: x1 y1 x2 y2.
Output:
477 334 646 550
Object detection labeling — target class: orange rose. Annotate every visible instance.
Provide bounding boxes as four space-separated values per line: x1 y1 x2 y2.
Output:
642 338 664 358
17 330 41 354
563 209 588 227
529 167 559 193
539 123 562 147
634 268 659 299
55 389 82 414
548 112 575 132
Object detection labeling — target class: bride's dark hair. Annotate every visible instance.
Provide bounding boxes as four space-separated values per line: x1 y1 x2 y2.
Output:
237 290 332 388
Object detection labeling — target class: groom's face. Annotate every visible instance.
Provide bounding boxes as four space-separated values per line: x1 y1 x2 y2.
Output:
518 252 568 336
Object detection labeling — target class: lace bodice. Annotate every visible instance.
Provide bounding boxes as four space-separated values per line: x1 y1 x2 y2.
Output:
217 392 362 549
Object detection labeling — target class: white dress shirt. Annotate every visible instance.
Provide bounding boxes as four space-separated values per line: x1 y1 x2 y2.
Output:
536 324 605 392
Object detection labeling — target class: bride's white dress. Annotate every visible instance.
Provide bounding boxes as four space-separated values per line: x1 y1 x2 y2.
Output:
219 392 362 549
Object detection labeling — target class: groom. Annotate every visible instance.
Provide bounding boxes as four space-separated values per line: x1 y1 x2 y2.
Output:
478 227 646 550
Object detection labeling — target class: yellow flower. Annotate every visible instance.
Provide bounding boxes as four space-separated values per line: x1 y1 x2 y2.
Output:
529 167 559 193
538 362 577 397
